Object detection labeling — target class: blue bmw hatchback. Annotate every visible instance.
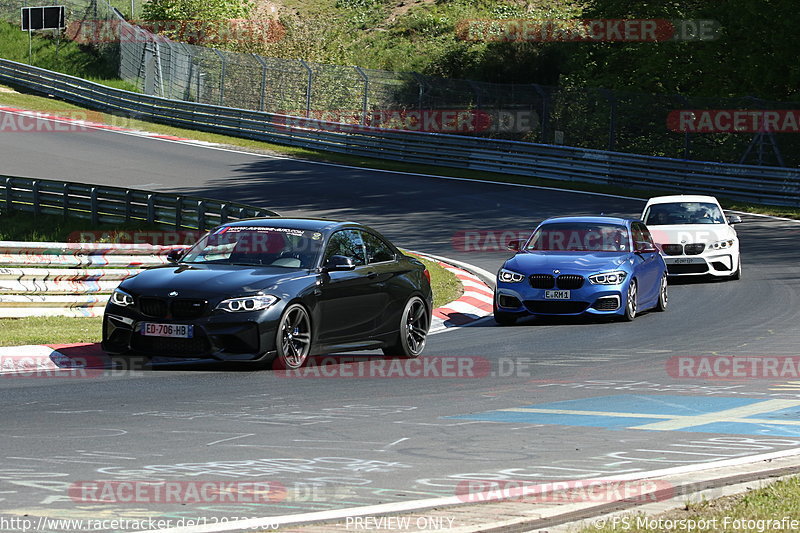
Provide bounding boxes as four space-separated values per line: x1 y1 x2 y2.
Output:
494 216 668 325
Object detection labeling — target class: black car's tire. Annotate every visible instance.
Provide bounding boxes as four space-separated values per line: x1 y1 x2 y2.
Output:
622 279 638 321
654 273 668 312
730 256 742 280
276 303 312 369
383 296 429 358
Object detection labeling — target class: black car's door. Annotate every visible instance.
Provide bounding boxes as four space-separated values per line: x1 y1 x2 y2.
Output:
361 231 403 336
315 229 387 343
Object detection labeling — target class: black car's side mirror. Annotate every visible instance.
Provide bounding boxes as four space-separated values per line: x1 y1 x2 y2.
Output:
727 214 742 224
323 255 356 271
166 249 185 263
507 239 522 251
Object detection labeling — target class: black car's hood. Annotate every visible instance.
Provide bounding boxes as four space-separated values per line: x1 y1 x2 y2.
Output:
119 263 314 298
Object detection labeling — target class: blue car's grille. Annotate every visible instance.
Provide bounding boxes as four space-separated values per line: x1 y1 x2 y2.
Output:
529 274 555 289
556 275 584 290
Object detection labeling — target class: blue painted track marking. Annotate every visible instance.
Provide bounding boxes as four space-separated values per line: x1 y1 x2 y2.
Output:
446 395 800 437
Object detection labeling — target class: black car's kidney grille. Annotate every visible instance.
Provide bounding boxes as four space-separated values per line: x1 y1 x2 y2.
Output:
556 275 584 290
132 333 211 356
138 297 208 319
661 244 683 256
524 300 589 314
684 243 705 255
172 299 207 319
139 297 168 318
529 274 555 289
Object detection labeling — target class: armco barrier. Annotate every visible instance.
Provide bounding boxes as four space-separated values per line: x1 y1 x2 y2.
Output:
1 59 799 206
0 241 190 317
1 175 278 230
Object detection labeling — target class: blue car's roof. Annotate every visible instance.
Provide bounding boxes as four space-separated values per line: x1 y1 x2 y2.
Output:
540 216 632 226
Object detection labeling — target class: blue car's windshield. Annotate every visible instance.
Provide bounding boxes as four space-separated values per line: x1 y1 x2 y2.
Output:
182 226 324 268
526 223 629 252
643 202 725 225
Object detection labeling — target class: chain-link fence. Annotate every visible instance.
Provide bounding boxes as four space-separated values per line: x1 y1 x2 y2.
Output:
2 0 799 167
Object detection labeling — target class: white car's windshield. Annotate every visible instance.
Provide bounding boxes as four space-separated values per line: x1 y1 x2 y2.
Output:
182 226 324 268
644 202 725 225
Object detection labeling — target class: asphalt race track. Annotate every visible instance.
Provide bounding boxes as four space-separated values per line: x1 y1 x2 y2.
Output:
2 110 800 529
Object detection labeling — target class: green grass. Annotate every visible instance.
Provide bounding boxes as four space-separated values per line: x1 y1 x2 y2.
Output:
584 476 800 533
0 316 103 346
0 210 162 242
0 21 138 92
2 83 797 220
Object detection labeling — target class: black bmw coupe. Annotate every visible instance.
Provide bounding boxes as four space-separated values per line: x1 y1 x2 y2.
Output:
102 218 433 369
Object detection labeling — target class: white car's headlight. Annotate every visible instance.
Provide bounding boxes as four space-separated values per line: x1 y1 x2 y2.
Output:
216 295 279 313
498 268 525 283
589 271 627 285
110 288 135 307
708 239 735 250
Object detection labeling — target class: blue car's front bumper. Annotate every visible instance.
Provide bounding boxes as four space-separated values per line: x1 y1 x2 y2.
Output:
495 277 631 317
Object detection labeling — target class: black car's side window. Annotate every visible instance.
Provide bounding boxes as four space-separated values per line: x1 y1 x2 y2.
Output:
324 230 366 266
363 232 396 264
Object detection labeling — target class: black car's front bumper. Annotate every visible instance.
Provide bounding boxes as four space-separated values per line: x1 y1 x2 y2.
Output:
102 305 282 361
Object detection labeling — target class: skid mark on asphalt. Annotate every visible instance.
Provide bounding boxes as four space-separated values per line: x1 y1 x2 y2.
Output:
446 394 800 437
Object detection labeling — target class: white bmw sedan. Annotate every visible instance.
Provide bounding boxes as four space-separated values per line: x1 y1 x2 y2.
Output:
641 195 741 279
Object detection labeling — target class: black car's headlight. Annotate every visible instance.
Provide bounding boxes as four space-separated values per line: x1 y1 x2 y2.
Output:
498 268 525 283
589 271 627 285
110 288 135 307
216 295 279 313
708 239 735 250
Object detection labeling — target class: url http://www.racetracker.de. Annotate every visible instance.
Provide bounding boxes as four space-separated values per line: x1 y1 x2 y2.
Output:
0 516 273 532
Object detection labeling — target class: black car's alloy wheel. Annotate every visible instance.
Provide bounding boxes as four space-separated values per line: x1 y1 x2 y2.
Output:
383 296 429 358
277 303 312 369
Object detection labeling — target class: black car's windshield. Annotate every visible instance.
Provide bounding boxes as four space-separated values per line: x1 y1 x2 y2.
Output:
526 223 629 252
643 202 725 225
182 226 324 268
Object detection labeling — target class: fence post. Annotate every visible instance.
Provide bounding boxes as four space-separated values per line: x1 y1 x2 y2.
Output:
124 189 132 222
254 54 268 112
175 196 183 229
532 84 550 143
355 66 369 126
90 187 99 225
4 177 12 213
220 204 228 225
600 88 617 151
197 201 206 230
146 194 155 223
32 180 40 216
300 60 312 117
63 182 70 218
214 49 226 106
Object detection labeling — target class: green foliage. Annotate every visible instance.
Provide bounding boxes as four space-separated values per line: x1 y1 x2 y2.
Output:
142 0 253 23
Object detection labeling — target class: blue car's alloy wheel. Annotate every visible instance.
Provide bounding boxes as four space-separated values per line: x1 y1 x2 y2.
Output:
623 280 638 321
655 273 668 312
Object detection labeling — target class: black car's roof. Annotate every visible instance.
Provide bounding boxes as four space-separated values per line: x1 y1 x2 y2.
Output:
223 217 362 233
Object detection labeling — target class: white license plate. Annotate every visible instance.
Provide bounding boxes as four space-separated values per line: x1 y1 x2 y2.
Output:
545 290 570 299
671 258 705 264
141 323 193 338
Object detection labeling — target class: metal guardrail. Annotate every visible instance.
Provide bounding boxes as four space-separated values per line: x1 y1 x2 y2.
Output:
1 58 800 206
0 242 189 317
1 174 278 230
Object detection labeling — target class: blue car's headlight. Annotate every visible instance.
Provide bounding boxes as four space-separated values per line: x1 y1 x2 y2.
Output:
589 271 628 285
498 268 525 283
110 288 135 307
216 295 279 313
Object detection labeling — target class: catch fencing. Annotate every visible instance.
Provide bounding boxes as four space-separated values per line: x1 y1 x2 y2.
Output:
1 59 799 206
1 0 799 165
